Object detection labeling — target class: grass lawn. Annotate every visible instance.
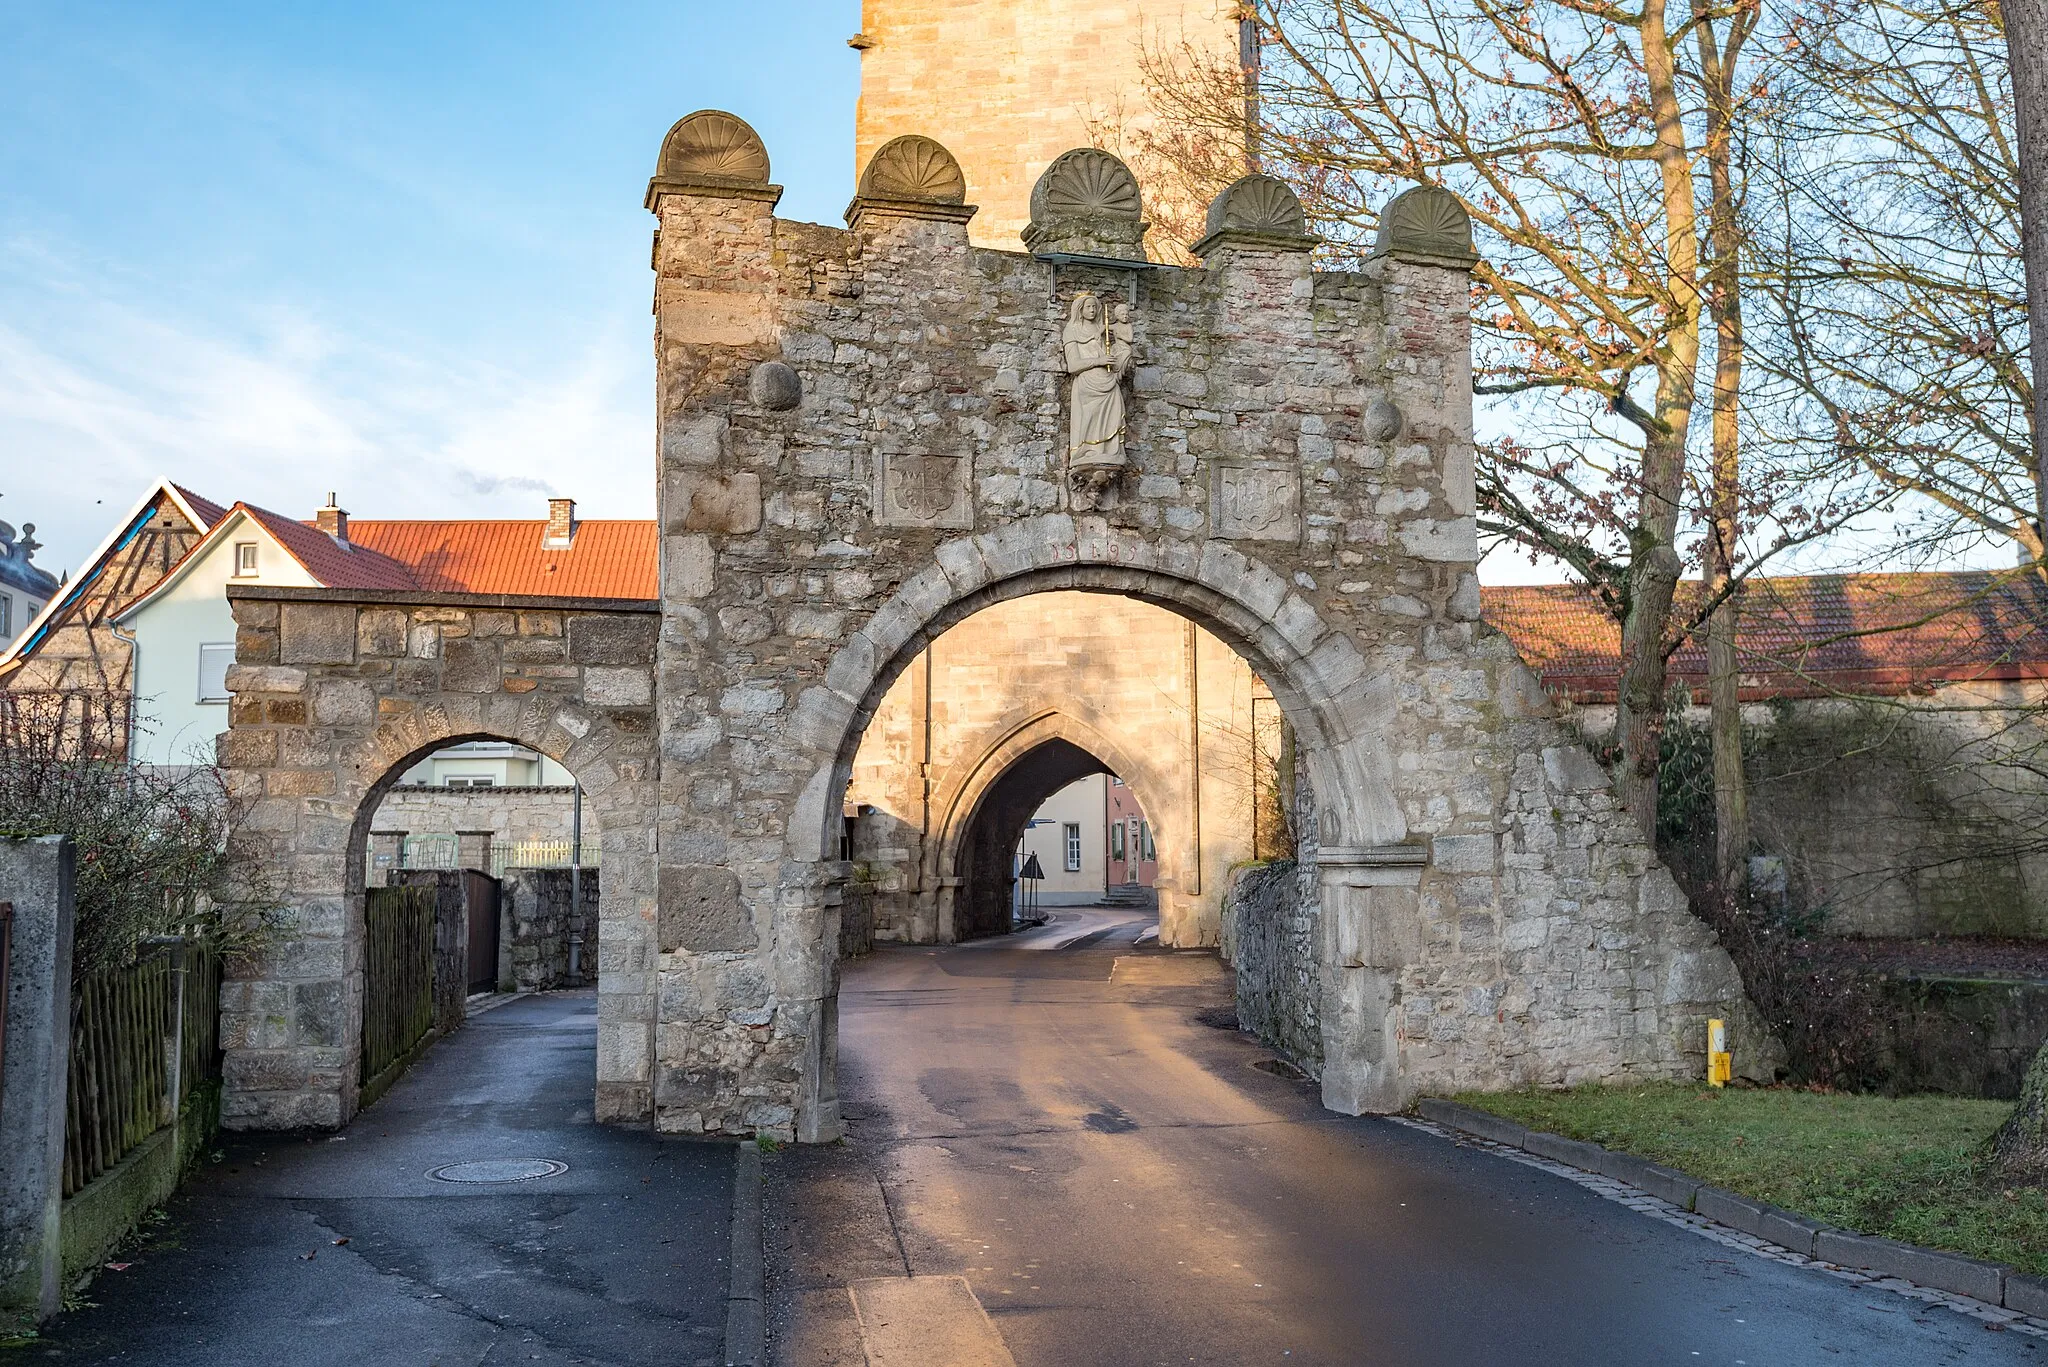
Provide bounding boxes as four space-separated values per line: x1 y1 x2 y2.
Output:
1452 1083 2048 1277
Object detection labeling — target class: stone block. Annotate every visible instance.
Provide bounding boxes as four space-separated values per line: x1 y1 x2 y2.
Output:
1522 1129 1608 1171
215 727 278 770
1432 834 1495 874
1813 1229 2006 1304
1415 1098 1529 1148
278 603 357 665
311 680 375 726
1395 517 1478 563
658 866 755 953
357 609 409 657
664 536 716 599
2007 1273 2048 1317
224 665 306 695
569 615 658 666
585 666 654 707
0 837 74 1323
1590 1151 1699 1209
1541 745 1607 794
666 471 763 535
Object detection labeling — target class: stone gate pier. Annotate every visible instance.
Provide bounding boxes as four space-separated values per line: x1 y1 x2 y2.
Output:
218 112 1772 1140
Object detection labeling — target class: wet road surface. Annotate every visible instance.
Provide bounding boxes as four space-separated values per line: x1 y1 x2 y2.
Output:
766 905 2046 1367
31 991 731 1367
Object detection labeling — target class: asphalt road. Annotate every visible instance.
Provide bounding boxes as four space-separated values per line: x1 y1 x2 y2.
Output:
31 991 732 1367
766 905 2046 1367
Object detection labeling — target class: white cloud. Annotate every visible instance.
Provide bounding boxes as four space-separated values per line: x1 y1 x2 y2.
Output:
0 235 650 576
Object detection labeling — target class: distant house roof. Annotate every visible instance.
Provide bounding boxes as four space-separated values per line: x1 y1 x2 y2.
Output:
0 478 224 674
342 519 657 599
1483 571 2048 702
114 503 659 622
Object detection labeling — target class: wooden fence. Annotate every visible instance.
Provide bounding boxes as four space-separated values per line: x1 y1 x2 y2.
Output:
362 883 436 1104
63 940 222 1199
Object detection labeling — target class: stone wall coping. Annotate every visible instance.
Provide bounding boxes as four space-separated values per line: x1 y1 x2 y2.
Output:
225 585 659 613
1317 844 1428 867
381 784 581 796
1415 1098 2041 1319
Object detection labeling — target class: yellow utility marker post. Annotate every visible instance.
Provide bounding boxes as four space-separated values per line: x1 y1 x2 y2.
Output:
1707 1018 1732 1087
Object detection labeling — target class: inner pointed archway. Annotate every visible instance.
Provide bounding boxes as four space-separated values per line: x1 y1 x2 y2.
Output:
953 737 1112 939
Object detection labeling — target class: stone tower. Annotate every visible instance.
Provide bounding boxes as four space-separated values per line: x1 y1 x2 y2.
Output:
852 0 1242 250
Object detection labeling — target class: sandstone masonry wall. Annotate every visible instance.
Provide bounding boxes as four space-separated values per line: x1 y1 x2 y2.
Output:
854 0 1240 249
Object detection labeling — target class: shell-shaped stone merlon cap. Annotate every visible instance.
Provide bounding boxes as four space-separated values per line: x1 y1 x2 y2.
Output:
1191 173 1318 258
1368 184 1479 269
1029 148 1142 221
1022 148 1148 260
858 135 967 204
646 110 778 210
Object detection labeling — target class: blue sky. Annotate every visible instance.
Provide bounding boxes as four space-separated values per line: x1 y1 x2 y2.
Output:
1 1 861 575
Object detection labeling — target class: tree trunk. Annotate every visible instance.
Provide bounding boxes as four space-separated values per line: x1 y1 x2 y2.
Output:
1995 1040 2048 1181
2011 0 2048 551
1698 2 1753 891
1614 0 1703 842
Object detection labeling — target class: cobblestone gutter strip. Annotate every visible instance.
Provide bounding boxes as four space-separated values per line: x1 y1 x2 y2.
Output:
1411 1099 2048 1333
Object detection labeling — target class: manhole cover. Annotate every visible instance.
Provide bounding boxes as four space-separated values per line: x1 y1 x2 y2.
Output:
427 1158 569 1184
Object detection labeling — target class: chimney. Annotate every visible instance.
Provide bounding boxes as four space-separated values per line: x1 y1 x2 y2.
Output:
544 497 576 549
316 492 349 545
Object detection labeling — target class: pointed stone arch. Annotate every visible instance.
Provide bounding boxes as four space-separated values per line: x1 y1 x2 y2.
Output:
925 706 1185 940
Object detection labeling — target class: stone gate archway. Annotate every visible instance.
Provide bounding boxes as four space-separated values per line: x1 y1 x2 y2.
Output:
217 590 659 1130
642 113 1763 1144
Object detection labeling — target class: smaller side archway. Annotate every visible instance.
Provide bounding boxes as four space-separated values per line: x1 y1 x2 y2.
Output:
217 590 661 1131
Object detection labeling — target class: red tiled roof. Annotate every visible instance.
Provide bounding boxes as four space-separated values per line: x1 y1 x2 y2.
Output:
1484 571 2048 701
341 519 656 599
240 505 419 592
170 484 227 529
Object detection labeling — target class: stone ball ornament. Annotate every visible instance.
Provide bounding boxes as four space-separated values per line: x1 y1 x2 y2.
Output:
749 361 803 412
653 109 771 186
1362 396 1404 443
858 135 968 204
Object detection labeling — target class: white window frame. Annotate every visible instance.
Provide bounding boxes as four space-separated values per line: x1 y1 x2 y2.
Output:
1063 822 1082 872
196 642 235 703
0 593 10 638
233 541 259 577
1110 822 1125 861
446 776 497 789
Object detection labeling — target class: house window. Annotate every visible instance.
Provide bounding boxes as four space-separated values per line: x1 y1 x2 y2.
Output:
1139 821 1155 861
1110 822 1125 861
0 594 10 637
1063 823 1082 872
196 642 234 703
446 776 496 789
234 542 259 577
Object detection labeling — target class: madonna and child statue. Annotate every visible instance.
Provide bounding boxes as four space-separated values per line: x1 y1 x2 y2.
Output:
1062 291 1134 502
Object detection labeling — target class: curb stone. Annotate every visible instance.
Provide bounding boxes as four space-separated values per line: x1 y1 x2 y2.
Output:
1415 1097 2030 1317
726 1140 765 1367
